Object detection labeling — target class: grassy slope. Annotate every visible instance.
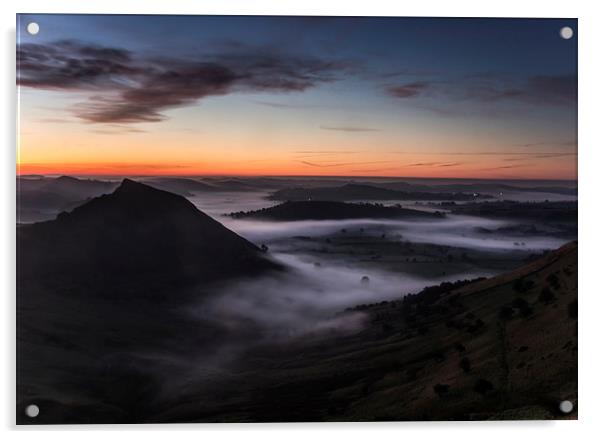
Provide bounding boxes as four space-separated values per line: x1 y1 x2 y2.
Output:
165 241 577 422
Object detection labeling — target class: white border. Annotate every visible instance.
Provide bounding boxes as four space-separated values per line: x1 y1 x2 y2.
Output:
2 1 601 437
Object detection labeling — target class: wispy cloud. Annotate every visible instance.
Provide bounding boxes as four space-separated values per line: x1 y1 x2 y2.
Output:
481 164 529 171
252 100 333 110
18 40 351 124
296 160 391 168
390 151 577 158
387 81 430 98
37 118 72 124
89 125 147 135
437 162 463 167
319 125 381 132
514 140 576 148
386 74 577 115
294 150 358 154
405 161 463 168
293 150 360 159
297 161 350 168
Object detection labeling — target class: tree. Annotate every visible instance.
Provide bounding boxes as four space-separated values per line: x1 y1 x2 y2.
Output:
538 287 556 304
473 379 494 395
546 273 560 289
568 299 577 319
499 305 515 320
433 383 450 397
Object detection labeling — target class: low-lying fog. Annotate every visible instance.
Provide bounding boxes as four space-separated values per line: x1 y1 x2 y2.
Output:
188 191 568 253
223 216 568 252
196 252 493 339
182 190 571 344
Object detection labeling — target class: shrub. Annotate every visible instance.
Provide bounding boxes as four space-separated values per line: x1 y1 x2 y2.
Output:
467 318 485 334
499 305 515 320
546 273 560 289
459 357 471 373
513 278 535 294
519 305 534 317
473 379 494 395
454 342 466 353
568 299 577 319
433 383 450 397
538 287 556 304
511 297 534 318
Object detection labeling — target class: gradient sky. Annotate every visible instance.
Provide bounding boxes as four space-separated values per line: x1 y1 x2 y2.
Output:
16 15 577 179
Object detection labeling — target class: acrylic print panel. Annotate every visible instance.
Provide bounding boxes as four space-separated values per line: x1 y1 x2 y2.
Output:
16 14 577 424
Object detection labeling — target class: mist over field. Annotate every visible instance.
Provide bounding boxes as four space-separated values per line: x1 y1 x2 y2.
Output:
199 252 492 337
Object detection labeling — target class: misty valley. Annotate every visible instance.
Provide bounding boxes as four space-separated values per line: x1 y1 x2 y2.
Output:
16 175 577 423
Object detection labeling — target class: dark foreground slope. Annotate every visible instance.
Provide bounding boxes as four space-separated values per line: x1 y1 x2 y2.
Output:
157 242 577 422
229 200 444 221
18 179 278 285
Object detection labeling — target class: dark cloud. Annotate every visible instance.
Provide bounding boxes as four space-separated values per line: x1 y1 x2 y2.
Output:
320 125 381 132
17 40 140 90
17 40 350 124
461 75 576 105
387 82 430 98
387 74 576 114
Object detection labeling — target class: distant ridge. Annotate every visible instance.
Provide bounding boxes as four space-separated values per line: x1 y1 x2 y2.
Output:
269 183 492 202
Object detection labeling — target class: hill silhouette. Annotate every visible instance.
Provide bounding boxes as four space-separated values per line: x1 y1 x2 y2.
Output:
18 179 279 284
229 200 444 221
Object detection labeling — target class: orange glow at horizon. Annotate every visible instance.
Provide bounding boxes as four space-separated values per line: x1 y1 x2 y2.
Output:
16 154 577 180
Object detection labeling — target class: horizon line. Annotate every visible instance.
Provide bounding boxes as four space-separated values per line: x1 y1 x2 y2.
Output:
15 172 578 183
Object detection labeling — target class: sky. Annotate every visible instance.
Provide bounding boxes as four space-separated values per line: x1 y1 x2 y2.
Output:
16 15 577 179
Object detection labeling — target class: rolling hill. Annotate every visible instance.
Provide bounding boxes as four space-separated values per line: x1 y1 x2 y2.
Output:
228 200 444 221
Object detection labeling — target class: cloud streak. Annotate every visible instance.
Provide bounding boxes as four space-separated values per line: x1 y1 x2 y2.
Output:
17 40 351 124
296 160 391 168
320 125 381 132
387 74 577 111
387 81 430 98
